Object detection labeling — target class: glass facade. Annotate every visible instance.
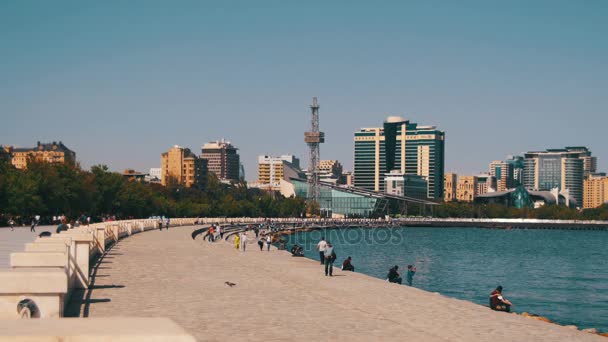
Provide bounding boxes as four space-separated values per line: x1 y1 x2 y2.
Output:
354 120 444 199
293 180 379 217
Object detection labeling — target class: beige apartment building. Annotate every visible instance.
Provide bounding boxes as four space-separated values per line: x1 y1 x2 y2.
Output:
4 141 76 169
257 155 302 191
161 145 207 188
456 175 478 202
583 174 608 209
444 173 457 201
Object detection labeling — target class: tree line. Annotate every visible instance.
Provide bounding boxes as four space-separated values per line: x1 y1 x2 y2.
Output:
0 157 306 225
431 201 608 220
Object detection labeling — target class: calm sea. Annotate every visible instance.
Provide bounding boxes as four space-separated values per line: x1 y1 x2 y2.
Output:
284 227 608 331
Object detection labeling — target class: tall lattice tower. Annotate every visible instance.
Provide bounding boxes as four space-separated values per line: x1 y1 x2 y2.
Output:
304 97 324 202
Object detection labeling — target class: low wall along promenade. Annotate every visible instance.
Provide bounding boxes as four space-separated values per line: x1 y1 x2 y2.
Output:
0 217 606 341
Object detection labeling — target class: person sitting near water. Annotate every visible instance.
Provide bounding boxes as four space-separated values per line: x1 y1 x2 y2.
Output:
387 265 402 284
490 286 513 312
290 244 304 257
342 256 355 272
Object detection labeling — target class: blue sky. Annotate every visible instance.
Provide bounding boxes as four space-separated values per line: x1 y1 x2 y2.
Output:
1 1 607 181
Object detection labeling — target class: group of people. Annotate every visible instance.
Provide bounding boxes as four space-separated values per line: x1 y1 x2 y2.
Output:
233 230 272 252
387 265 416 286
207 224 225 242
314 237 357 276
158 217 170 230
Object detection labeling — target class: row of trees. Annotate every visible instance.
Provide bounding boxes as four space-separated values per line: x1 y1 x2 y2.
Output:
0 157 306 224
431 201 608 220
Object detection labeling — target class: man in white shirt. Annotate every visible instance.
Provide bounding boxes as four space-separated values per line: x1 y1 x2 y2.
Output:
315 237 327 265
240 232 248 252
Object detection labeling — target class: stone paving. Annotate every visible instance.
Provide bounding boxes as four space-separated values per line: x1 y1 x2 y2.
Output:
0 225 54 268
67 225 604 342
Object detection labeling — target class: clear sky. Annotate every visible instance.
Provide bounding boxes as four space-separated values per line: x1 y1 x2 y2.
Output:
1 1 607 181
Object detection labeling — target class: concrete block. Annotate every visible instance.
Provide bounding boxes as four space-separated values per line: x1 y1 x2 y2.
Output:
0 317 196 341
0 268 69 319
10 252 68 269
24 243 68 253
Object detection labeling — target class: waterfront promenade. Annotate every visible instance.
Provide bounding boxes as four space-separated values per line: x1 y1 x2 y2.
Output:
68 225 604 341
0 226 54 268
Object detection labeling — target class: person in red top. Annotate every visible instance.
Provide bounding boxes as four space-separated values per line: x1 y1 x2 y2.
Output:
490 286 513 312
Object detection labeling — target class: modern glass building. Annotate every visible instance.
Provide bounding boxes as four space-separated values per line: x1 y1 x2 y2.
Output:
353 117 445 199
292 179 380 217
522 147 590 207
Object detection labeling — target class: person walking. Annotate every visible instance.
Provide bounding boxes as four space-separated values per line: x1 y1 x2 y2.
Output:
241 232 248 252
316 237 327 265
266 235 272 251
406 265 416 286
165 218 170 230
234 234 240 250
324 242 335 276
9 218 15 231
257 237 264 251
208 226 215 242
219 226 225 240
158 218 163 230
30 217 37 232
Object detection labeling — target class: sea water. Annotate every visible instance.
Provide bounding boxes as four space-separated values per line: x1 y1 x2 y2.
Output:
284 227 608 331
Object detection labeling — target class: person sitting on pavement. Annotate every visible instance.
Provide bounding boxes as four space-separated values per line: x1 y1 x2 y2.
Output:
342 256 355 272
290 244 304 257
490 286 513 312
387 265 402 284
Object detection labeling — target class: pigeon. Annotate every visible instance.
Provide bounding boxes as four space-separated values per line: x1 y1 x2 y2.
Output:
225 281 237 287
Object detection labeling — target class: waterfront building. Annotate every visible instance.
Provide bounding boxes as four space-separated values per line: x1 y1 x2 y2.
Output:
456 175 478 202
476 185 577 209
257 155 303 190
476 173 496 195
583 173 608 209
444 173 457 202
489 160 513 192
353 116 445 199
384 171 428 199
4 141 75 169
201 139 240 182
161 145 207 188
522 147 590 207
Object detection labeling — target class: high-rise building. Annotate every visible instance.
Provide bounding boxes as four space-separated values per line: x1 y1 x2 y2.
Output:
489 160 513 192
444 173 457 202
161 145 207 188
456 175 478 202
583 173 608 209
201 139 240 182
353 116 445 199
4 141 76 169
506 155 525 187
257 155 302 189
476 173 496 195
522 147 591 206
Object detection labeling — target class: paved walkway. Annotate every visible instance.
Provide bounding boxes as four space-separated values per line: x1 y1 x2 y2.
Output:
67 225 604 342
0 226 54 268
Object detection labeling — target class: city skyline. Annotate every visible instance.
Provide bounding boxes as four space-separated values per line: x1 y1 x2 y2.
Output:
1 1 607 180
